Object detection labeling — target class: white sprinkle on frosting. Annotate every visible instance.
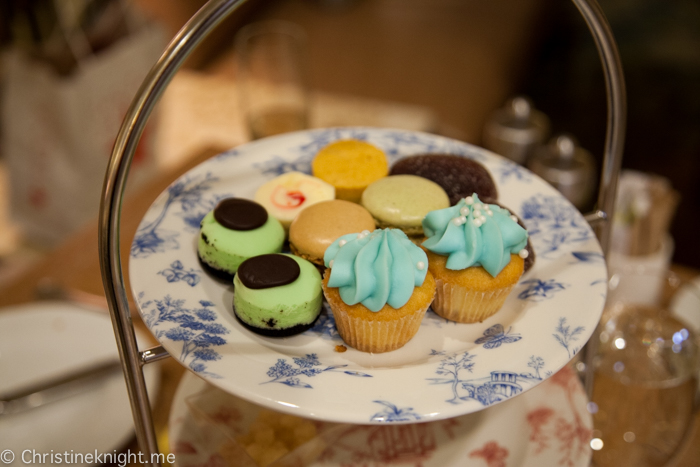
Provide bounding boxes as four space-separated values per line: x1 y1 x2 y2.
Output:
519 249 529 259
338 239 347 247
416 261 425 270
329 259 334 268
460 206 470 216
465 196 474 205
452 216 464 226
473 209 482 218
479 215 487 223
510 215 519 223
473 218 483 227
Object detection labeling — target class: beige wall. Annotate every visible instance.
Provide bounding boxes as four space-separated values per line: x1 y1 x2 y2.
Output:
136 0 547 142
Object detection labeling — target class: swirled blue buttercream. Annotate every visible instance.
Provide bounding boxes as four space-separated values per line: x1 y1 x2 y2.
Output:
422 194 528 276
323 229 428 312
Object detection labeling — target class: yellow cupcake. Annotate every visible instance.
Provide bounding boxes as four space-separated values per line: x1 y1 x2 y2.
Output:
421 194 530 323
323 269 436 353
425 249 523 323
322 229 435 353
312 140 388 203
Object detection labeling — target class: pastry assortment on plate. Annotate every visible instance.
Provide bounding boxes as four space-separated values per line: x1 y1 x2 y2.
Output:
198 139 532 352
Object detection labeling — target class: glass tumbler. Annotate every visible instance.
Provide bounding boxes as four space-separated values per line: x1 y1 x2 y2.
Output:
236 21 310 140
590 268 700 467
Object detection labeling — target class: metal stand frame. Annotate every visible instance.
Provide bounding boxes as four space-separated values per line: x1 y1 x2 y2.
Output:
98 0 626 465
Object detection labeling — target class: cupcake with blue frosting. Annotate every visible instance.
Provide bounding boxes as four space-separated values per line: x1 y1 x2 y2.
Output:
322 228 436 353
422 194 529 323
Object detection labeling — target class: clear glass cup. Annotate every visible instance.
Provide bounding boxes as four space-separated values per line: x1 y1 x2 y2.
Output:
590 268 700 467
235 21 310 140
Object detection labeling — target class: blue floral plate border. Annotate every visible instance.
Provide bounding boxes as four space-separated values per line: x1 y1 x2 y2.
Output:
129 127 607 424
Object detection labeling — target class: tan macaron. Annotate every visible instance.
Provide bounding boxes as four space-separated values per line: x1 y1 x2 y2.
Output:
289 200 376 265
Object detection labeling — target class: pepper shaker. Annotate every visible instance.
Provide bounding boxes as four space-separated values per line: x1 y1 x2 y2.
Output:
527 134 596 211
482 96 550 165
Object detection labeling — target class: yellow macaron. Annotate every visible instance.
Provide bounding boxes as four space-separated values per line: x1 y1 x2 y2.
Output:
312 139 388 203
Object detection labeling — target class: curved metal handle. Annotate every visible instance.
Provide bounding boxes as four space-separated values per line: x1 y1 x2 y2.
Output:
98 1 247 463
570 0 627 401
98 0 625 462
571 0 627 256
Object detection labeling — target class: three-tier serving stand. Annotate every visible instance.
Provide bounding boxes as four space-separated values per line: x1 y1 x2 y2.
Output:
98 0 626 465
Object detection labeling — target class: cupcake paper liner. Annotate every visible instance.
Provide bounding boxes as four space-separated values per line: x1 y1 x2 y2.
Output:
330 301 430 353
431 278 514 323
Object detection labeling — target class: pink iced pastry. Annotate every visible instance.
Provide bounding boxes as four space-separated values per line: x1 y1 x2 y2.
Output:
254 171 335 229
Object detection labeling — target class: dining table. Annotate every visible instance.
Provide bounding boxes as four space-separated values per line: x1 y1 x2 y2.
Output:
0 71 698 466
0 139 697 467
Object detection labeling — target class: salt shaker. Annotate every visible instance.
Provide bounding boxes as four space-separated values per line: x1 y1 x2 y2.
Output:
527 134 596 210
482 96 550 165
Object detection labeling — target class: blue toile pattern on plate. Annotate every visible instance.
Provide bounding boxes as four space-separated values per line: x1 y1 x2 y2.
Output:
139 294 228 378
370 401 422 423
129 128 606 424
158 261 201 287
262 353 372 389
553 317 586 358
427 350 545 407
520 194 592 258
518 278 568 301
131 172 231 258
475 324 522 348
495 159 534 184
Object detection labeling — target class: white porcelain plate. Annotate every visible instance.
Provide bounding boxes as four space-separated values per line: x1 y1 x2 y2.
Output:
169 365 593 467
130 127 607 424
0 302 160 466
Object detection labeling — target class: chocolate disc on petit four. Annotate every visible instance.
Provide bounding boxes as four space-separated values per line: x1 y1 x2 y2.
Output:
214 198 268 231
237 254 301 289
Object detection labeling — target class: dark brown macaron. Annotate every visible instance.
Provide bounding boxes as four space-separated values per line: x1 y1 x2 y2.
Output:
390 154 498 205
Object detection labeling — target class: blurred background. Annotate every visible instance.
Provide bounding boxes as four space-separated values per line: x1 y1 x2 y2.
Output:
0 0 698 285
